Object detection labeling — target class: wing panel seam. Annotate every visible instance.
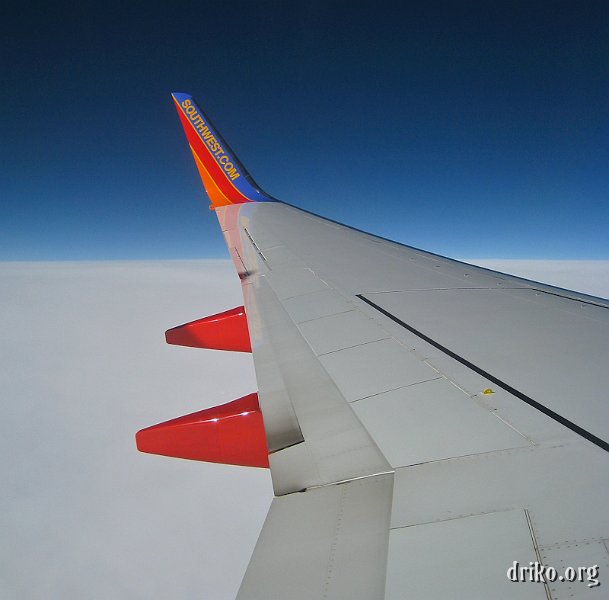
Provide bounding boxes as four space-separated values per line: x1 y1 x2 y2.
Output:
357 293 609 454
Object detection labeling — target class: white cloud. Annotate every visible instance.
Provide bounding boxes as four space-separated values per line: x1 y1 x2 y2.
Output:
464 260 609 300
0 261 271 600
2 258 606 599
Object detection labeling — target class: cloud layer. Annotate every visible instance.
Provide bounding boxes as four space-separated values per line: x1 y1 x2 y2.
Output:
2 259 607 598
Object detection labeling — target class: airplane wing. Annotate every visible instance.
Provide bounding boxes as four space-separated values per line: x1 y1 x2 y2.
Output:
137 93 609 599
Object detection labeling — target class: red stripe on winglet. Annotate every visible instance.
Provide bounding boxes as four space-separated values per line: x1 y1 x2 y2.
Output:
173 100 251 205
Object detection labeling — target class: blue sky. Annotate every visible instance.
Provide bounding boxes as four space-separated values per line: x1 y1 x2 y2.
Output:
2 1 607 260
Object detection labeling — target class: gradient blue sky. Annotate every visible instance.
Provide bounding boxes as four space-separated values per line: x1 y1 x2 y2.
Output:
2 1 607 260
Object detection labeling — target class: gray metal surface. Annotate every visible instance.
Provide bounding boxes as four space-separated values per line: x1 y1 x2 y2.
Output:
386 510 546 600
215 201 609 598
283 289 355 323
366 287 609 442
319 338 438 402
390 442 609 545
237 473 393 600
247 274 390 496
298 309 388 355
351 377 530 466
540 543 608 599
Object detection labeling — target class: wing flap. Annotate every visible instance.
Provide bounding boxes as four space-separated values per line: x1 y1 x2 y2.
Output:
244 272 391 495
386 509 546 600
237 473 393 600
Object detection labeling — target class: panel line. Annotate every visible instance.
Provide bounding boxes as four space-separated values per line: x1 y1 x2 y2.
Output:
357 294 609 453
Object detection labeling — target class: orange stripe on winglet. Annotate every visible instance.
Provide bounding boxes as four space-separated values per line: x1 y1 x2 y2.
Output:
173 98 251 205
190 145 233 208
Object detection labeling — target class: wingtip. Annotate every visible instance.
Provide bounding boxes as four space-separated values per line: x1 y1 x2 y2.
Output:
171 91 274 206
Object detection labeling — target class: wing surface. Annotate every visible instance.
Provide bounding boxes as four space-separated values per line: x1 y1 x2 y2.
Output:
164 93 609 599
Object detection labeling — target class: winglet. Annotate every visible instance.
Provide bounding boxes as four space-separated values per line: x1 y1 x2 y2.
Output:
172 92 274 208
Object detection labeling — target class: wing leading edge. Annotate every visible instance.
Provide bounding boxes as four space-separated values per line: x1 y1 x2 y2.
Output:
137 93 609 599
